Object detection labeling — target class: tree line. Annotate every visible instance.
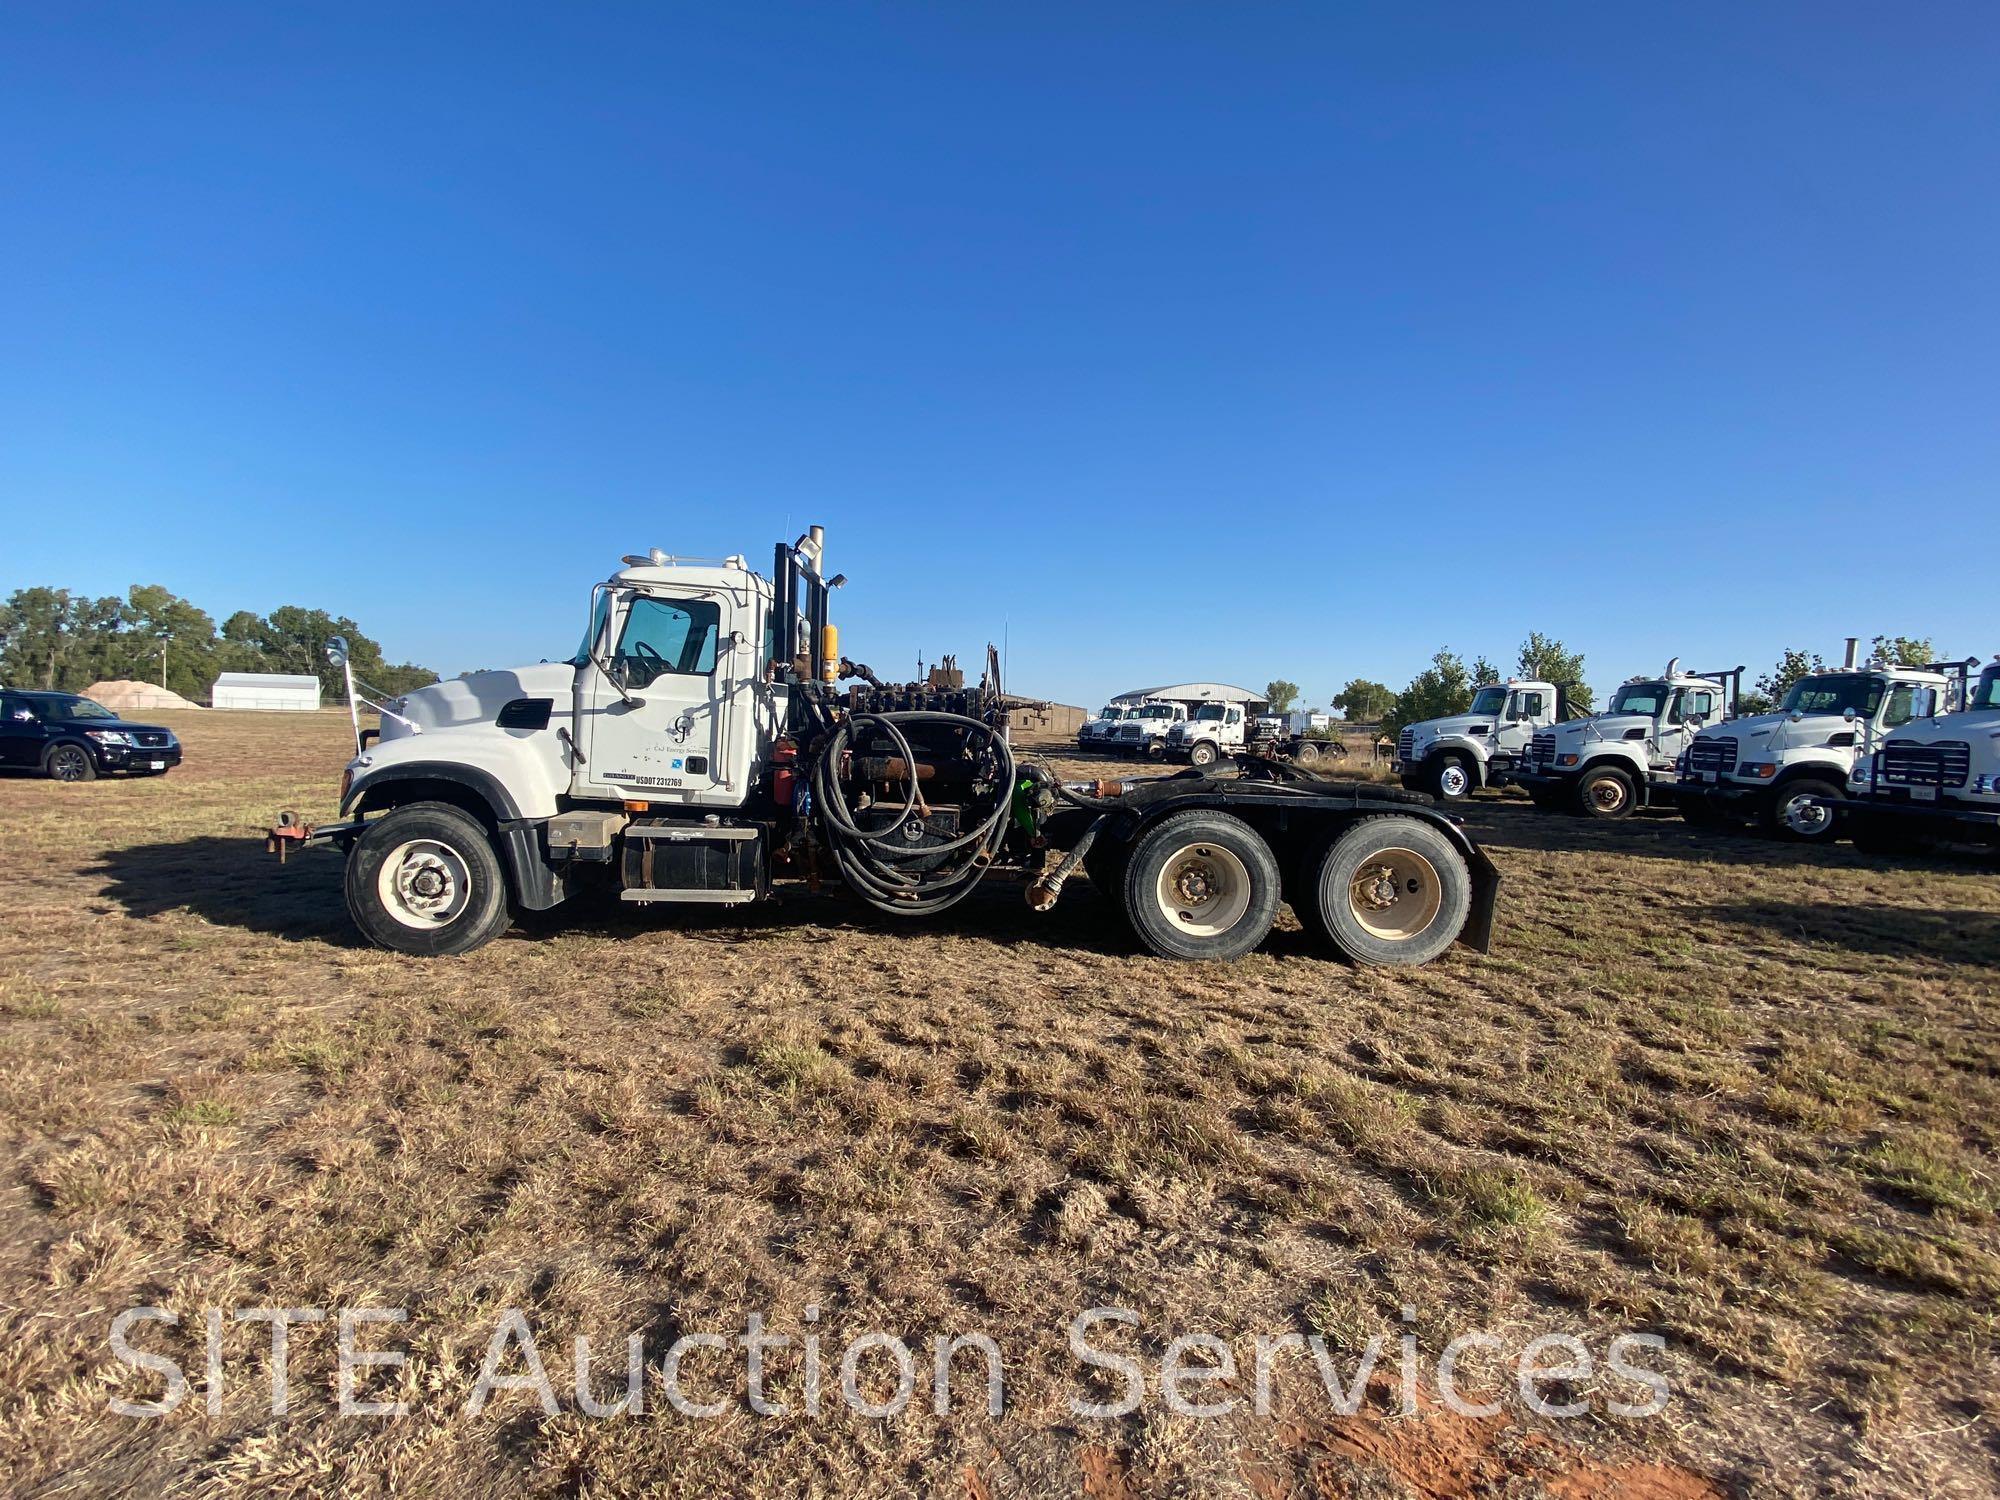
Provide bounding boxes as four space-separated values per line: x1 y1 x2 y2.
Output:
0 585 438 703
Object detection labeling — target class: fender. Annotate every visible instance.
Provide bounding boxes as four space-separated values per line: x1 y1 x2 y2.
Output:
341 761 567 912
1771 760 1848 788
1419 736 1489 786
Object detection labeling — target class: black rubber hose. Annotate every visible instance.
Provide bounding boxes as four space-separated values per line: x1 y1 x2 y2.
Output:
809 711 1017 916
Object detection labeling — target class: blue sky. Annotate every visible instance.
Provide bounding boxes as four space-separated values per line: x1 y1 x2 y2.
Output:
4 4 1996 708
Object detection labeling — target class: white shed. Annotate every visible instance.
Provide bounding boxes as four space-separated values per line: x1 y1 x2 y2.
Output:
211 672 322 711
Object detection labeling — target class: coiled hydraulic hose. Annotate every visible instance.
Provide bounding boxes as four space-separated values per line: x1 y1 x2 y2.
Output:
809 711 1018 916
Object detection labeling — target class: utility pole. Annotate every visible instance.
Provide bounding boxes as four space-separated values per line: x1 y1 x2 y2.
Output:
159 635 169 688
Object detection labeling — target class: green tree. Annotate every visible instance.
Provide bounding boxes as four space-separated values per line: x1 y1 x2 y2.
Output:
118 585 221 699
0 587 128 690
1333 678 1394 723
1263 679 1300 715
1755 647 1826 706
1471 657 1501 689
1516 632 1595 713
1871 634 1934 667
1385 649 1472 735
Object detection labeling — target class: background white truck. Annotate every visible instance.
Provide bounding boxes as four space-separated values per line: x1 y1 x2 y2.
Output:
269 527 1499 969
1076 703 1133 751
1837 656 2000 854
1166 705 1349 769
1393 679 1579 800
1677 646 1968 842
1514 661 1741 817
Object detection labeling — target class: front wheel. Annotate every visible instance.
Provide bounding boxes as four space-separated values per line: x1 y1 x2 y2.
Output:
1427 754 1473 801
1765 778 1843 843
1189 740 1219 768
345 801 513 956
1576 765 1637 819
1296 816 1471 967
1121 811 1281 961
44 743 96 783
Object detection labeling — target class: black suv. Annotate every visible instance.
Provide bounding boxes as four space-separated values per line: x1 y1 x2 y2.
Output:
0 690 183 782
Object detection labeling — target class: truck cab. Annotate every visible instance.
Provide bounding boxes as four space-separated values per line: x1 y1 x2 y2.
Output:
1077 704 1130 751
1840 656 2000 853
1108 700 1186 758
1164 702 1250 766
1677 660 1957 842
1394 679 1570 801
1516 661 1737 818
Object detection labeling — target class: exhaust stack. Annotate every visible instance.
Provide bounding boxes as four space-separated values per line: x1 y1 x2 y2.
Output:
1844 637 1859 669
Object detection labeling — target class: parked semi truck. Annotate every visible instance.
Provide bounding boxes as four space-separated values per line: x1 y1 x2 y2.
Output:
1393 679 1579 801
1514 661 1741 817
1165 705 1348 769
1676 647 1968 843
1833 655 2000 854
1106 700 1187 758
267 527 1498 968
1076 704 1132 751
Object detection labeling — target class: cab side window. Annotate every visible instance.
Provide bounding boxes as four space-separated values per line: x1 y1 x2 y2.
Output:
1516 692 1545 721
1671 690 1714 725
1882 684 1929 728
615 596 721 686
1226 707 1242 726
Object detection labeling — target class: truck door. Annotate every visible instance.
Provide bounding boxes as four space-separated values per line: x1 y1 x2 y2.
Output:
574 588 743 807
1499 689 1545 756
1657 688 1715 768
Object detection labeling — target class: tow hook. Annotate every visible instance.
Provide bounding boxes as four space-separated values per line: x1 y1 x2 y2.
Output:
265 810 313 863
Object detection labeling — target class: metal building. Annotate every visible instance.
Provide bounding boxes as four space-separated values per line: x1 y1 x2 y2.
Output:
210 672 322 711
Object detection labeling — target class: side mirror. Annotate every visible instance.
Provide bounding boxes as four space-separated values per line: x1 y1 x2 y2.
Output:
1842 707 1858 723
325 634 350 668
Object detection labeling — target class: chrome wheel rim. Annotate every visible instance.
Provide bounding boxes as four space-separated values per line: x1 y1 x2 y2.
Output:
1439 764 1469 798
1782 792 1831 837
1347 847 1444 941
1155 842 1252 938
1589 777 1628 813
376 838 473 930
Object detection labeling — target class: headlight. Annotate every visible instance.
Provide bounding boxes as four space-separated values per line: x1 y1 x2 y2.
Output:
85 730 132 746
1557 753 1579 767
1741 762 1778 779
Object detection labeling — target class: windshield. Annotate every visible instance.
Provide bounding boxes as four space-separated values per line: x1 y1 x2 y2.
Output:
42 696 117 721
1781 673 1884 717
1971 668 2000 712
1193 705 1225 722
570 590 612 667
1097 707 1125 721
1468 687 1507 716
1137 704 1174 721
1608 682 1668 716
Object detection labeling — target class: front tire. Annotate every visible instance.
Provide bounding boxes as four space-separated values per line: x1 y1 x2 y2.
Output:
1576 765 1637 819
1765 778 1843 843
1121 811 1281 961
1296 816 1471 967
44 743 96 783
1426 753 1474 801
345 801 513 956
1189 740 1219 768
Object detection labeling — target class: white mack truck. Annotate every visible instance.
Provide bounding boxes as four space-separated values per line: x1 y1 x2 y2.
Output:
1165 705 1349 770
1076 704 1133 751
1393 679 1579 801
1834 655 2000 855
266 527 1499 969
1514 660 1742 818
1676 647 1968 843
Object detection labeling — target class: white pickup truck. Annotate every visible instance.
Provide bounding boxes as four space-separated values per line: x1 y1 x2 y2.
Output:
1676 658 1966 842
1393 679 1577 801
1514 661 1741 817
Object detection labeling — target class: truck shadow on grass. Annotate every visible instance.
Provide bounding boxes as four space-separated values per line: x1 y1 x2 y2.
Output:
94 836 362 945
92 835 1158 959
1699 900 2000 969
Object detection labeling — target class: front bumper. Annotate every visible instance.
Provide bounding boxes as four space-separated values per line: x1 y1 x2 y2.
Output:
1674 777 1768 813
94 741 182 774
1510 767 1575 791
1835 794 2000 838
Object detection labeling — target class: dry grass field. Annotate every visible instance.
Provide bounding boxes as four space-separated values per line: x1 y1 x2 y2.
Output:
2 711 1997 1497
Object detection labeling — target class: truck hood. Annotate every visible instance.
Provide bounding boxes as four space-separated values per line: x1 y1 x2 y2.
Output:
1407 714 1492 741
1552 713 1651 747
384 662 578 735
1701 710 1857 755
